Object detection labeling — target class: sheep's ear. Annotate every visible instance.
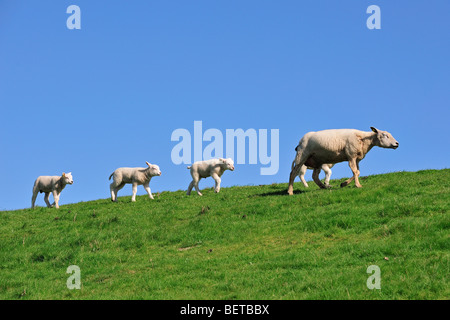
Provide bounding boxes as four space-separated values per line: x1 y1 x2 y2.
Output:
370 127 379 133
62 173 66 178
219 158 226 163
145 161 151 167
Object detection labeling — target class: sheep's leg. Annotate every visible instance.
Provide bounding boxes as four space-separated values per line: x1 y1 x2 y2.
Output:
111 182 125 202
52 190 60 209
193 176 202 196
186 181 195 195
110 182 116 201
131 182 138 202
312 168 327 189
299 165 309 188
354 160 362 188
211 173 221 193
288 150 309 195
44 192 52 208
143 182 154 200
323 165 332 187
31 190 38 209
341 158 360 188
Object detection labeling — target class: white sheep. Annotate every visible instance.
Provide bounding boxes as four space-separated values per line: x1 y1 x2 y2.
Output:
295 162 334 188
109 162 161 202
31 172 74 209
186 158 235 196
288 127 399 195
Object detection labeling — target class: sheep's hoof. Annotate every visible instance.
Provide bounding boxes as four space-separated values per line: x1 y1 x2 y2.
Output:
198 193 203 196
340 182 347 188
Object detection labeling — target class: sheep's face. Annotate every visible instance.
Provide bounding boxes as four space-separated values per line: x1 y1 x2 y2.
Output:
62 172 74 184
146 162 162 176
220 158 235 171
371 127 399 149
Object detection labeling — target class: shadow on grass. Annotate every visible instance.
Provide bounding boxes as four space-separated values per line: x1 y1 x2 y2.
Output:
256 189 306 197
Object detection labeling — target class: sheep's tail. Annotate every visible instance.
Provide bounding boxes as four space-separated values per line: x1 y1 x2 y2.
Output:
109 173 114 180
187 166 191 169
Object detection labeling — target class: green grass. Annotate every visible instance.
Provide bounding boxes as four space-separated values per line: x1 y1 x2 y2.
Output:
0 169 449 300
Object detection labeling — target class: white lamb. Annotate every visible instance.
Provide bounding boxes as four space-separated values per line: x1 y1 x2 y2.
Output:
186 158 235 196
31 172 74 209
295 162 334 188
109 162 161 202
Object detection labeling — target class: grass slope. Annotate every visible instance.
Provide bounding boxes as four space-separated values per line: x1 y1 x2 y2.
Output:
0 169 449 300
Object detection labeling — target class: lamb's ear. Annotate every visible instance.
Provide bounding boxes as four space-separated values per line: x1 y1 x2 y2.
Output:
219 158 226 163
370 127 379 133
62 173 66 178
146 161 151 167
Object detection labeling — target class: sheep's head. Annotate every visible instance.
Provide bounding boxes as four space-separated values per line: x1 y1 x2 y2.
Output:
146 162 162 176
62 172 74 184
371 127 399 149
220 158 235 171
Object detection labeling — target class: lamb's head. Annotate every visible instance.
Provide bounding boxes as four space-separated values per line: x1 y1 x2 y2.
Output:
219 158 235 171
371 127 399 149
62 172 74 185
146 162 162 176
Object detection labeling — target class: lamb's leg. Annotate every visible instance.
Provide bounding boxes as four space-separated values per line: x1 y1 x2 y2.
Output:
211 173 221 193
52 190 60 209
312 168 327 189
111 181 125 202
44 192 52 208
323 164 332 187
143 182 154 200
110 182 116 201
193 176 202 196
299 165 309 188
186 181 194 195
131 182 138 202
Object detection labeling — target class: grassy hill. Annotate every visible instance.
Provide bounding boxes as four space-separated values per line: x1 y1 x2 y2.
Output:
0 169 448 300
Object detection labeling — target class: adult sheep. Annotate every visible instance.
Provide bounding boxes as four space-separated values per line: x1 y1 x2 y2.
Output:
287 127 399 195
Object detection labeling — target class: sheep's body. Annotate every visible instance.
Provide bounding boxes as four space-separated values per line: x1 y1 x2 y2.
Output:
31 173 73 209
109 162 161 202
187 158 235 196
287 127 399 195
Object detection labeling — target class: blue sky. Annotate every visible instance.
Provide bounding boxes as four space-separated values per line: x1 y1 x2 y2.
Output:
1 0 449 210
